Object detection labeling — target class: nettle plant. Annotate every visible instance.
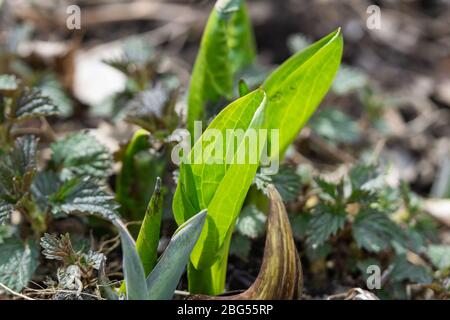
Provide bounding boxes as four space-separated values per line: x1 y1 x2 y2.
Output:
1 0 343 299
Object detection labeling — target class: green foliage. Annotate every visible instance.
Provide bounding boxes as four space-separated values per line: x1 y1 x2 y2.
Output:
306 203 346 248
0 237 39 291
235 205 267 239
14 87 58 121
124 85 178 134
173 89 267 294
186 0 255 136
352 208 404 253
263 29 343 157
135 178 163 275
117 210 207 300
50 177 119 221
309 108 360 145
254 165 303 202
0 135 38 222
115 129 166 222
0 74 18 93
427 245 450 271
50 131 113 181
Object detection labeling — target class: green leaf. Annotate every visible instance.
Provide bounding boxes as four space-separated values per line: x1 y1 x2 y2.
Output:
30 171 60 212
227 1 256 73
238 79 250 97
0 74 18 93
115 129 165 222
389 255 432 284
115 219 148 300
135 178 163 275
309 108 360 144
332 65 368 95
50 178 120 221
186 0 255 136
14 88 58 121
427 245 450 271
0 135 38 202
50 131 113 180
306 203 346 247
124 85 178 133
0 199 13 225
40 233 77 264
0 237 39 291
236 205 267 239
352 209 404 253
146 209 206 300
173 89 267 270
263 29 343 157
37 74 73 117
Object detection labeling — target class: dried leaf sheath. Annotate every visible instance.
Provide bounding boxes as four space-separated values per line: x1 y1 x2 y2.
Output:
191 184 303 300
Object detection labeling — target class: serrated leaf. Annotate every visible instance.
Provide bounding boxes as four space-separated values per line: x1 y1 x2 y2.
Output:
40 233 77 264
50 132 112 180
0 135 38 202
263 29 343 157
146 210 206 300
30 171 60 212
309 108 360 144
124 85 177 133
0 74 18 93
14 88 58 121
306 203 346 247
270 166 302 202
427 245 450 271
0 199 13 225
352 209 404 253
332 65 368 95
389 255 432 284
50 178 119 221
37 74 73 117
236 205 266 239
0 238 39 291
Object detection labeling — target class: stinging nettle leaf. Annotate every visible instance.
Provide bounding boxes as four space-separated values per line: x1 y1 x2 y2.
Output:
0 238 39 291
0 74 19 93
236 205 267 239
50 177 120 221
427 245 450 271
14 87 59 121
0 200 13 225
50 131 113 180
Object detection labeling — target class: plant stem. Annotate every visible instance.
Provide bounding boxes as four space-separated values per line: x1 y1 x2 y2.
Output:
187 232 231 295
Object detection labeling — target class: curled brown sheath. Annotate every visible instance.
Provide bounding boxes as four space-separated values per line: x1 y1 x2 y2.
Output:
191 184 303 300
